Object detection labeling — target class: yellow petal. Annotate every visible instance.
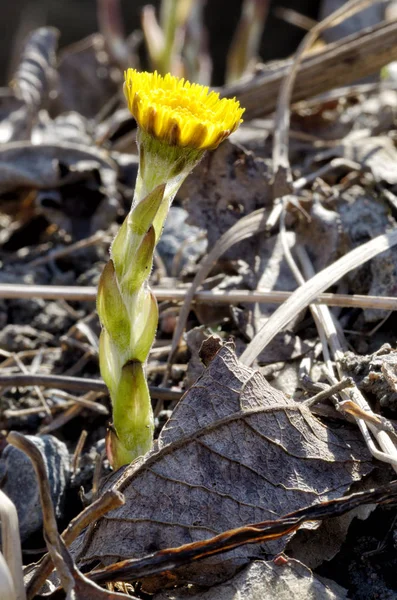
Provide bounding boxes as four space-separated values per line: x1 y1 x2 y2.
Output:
124 69 244 150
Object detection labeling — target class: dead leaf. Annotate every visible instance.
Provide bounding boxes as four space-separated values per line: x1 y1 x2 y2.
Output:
54 34 121 118
32 111 93 146
0 93 28 144
12 27 59 114
343 135 397 184
75 342 372 588
338 187 397 321
0 27 59 143
153 559 348 600
180 140 272 260
0 141 119 237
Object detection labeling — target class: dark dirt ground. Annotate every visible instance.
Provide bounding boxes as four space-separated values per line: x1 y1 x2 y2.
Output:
1 2 397 599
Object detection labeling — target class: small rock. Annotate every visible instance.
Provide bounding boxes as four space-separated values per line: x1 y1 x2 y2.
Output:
0 324 54 352
31 300 74 334
0 435 70 541
156 206 206 274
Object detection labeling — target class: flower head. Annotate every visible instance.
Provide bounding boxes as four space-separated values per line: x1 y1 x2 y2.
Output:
124 70 244 150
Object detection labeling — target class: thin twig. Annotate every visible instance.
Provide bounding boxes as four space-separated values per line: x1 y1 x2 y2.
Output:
26 232 110 268
272 0 381 196
26 488 125 600
12 354 51 418
1 282 397 311
0 373 182 401
304 378 354 408
72 430 88 475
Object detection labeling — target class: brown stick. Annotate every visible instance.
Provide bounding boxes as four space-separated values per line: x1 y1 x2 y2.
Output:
26 488 125 600
2 282 397 311
0 373 182 401
225 19 397 119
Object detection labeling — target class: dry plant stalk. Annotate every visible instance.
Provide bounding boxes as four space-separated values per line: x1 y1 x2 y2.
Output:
242 0 397 366
272 0 385 195
7 432 131 600
296 247 397 474
26 489 125 600
3 282 397 311
226 17 397 119
249 0 397 474
226 0 270 84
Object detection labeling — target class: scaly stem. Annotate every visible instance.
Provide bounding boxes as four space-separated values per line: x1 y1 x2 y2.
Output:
97 130 204 468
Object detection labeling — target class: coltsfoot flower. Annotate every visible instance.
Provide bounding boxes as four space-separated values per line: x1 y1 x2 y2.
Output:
124 69 244 150
99 70 244 469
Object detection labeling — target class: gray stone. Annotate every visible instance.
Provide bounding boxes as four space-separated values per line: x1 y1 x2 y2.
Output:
0 435 70 541
157 207 206 274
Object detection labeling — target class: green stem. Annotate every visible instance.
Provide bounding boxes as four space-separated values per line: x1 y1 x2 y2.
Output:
97 128 204 468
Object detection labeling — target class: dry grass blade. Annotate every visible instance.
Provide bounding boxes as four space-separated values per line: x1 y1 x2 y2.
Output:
273 0 383 195
296 246 397 474
163 208 269 381
240 229 397 365
0 552 16 600
7 432 75 594
0 490 26 600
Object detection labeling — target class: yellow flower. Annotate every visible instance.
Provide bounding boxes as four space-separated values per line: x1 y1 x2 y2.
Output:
124 70 244 150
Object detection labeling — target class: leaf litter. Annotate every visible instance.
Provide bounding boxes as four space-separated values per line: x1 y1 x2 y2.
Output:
73 342 372 588
2 1 397 599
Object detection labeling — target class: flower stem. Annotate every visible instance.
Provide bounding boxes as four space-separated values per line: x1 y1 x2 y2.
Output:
97 130 203 468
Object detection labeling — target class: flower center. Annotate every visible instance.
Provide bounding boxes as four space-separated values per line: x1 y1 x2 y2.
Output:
143 88 217 125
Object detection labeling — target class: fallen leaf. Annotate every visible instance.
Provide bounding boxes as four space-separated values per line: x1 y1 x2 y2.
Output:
54 34 121 118
76 342 372 588
0 141 119 237
341 134 397 185
338 187 397 322
180 140 272 260
12 27 59 114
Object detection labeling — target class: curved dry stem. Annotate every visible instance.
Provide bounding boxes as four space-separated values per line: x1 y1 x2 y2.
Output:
161 208 269 390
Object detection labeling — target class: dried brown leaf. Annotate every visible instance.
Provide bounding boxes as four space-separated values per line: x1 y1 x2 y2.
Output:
181 139 271 255
0 141 119 236
12 27 59 114
55 34 121 118
76 342 371 588
341 135 397 185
